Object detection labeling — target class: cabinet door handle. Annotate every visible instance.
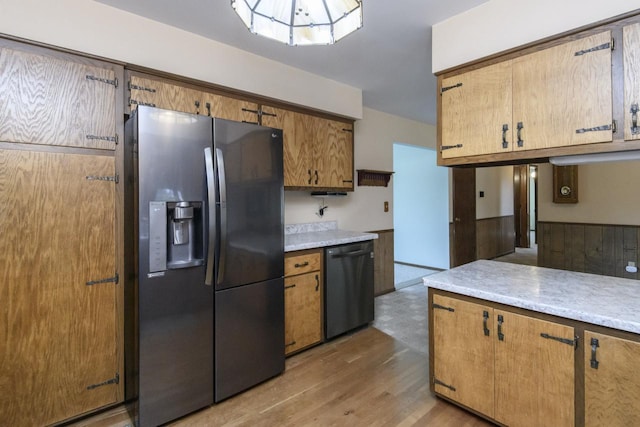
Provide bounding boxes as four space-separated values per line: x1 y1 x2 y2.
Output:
285 284 296 290
308 169 312 185
497 314 504 341
590 338 600 369
501 124 509 149
314 170 319 185
516 122 524 147
632 104 639 135
483 310 490 336
315 274 319 292
294 261 309 268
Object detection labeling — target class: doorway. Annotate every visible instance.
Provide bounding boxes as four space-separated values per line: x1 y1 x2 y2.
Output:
513 164 538 249
392 143 448 286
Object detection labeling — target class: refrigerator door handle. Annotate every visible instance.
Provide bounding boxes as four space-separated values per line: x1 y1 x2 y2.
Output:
215 147 228 285
204 147 216 286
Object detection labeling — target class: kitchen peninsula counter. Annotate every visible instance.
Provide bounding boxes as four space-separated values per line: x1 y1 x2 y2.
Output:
284 221 377 252
423 259 640 334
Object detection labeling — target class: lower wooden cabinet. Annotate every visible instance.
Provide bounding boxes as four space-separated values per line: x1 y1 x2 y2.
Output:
0 149 119 426
284 250 323 355
584 331 640 427
431 293 575 427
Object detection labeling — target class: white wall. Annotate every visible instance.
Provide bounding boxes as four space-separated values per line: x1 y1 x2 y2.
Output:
393 145 449 270
285 108 437 231
432 0 640 72
538 162 640 225
0 0 362 119
476 166 514 219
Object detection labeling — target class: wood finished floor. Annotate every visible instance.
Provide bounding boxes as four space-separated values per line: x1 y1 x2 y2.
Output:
75 327 493 427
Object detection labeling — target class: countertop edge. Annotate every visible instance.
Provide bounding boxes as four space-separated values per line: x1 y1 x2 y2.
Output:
424 277 640 335
285 233 378 252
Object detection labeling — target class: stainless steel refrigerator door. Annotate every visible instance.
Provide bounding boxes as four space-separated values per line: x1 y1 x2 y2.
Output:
214 277 285 402
136 106 214 427
212 119 284 290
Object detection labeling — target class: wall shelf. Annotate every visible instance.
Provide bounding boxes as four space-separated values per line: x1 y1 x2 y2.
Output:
357 169 394 187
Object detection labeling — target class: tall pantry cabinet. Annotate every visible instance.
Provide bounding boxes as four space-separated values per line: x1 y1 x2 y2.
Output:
0 40 124 425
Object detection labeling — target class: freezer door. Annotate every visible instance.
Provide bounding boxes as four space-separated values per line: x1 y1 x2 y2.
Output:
134 106 214 427
214 278 285 402
213 119 284 289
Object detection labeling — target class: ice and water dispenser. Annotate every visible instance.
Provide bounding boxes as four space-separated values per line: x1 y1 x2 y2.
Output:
148 201 204 272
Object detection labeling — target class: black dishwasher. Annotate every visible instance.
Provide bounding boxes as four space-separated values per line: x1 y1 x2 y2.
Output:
324 241 375 339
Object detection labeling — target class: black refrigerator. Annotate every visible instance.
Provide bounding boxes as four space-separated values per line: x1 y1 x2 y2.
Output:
126 106 284 427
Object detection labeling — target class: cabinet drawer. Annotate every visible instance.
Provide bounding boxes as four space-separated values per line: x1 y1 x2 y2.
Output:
285 251 321 276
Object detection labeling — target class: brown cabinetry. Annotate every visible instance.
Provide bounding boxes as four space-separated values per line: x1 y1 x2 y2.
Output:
372 229 394 296
584 330 640 426
261 105 354 190
624 23 640 141
431 292 575 426
284 250 323 355
440 31 613 161
0 40 123 426
127 73 259 122
0 42 118 150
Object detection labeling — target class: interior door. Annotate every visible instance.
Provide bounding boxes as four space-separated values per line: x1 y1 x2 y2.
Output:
513 165 530 248
0 149 117 426
451 167 476 267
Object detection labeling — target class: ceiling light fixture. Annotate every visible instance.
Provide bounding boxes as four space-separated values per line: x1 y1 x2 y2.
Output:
231 0 363 46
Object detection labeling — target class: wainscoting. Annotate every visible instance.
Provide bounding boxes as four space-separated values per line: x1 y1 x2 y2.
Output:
476 215 516 260
371 229 395 296
538 221 640 280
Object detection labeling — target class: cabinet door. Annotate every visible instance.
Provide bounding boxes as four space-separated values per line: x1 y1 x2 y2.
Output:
624 23 640 141
129 75 202 114
432 294 495 417
584 331 640 427
513 31 613 150
325 120 354 189
284 272 322 355
262 106 313 188
440 60 513 158
201 92 259 123
0 149 118 426
494 311 574 427
0 46 117 150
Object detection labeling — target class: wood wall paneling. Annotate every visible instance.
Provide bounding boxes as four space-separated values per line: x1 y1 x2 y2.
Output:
476 216 515 260
371 230 394 296
539 222 640 280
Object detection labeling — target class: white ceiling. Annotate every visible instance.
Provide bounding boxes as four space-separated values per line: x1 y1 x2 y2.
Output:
97 0 488 125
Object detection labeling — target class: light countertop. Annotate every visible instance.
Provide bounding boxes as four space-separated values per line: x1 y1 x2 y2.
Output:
284 221 377 252
423 260 640 334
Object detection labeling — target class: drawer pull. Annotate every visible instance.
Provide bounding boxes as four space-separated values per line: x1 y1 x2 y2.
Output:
590 338 600 369
315 274 319 292
285 284 296 290
295 261 309 268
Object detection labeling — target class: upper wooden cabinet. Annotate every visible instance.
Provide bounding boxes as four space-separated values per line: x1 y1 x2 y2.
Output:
0 43 118 150
512 31 613 151
441 61 513 158
262 105 354 191
128 74 259 122
584 330 640 427
624 23 640 141
440 31 613 161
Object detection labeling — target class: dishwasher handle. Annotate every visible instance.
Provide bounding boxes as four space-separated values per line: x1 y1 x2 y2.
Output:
330 249 371 259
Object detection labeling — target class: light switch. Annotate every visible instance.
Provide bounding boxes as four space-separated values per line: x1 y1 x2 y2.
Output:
384 201 389 212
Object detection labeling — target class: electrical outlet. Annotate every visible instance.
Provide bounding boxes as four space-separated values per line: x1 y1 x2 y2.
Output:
626 261 638 273
384 201 389 212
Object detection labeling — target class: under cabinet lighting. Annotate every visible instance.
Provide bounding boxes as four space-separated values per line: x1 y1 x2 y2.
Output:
549 150 640 165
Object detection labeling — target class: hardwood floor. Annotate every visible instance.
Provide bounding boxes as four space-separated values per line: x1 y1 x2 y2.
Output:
73 327 492 427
